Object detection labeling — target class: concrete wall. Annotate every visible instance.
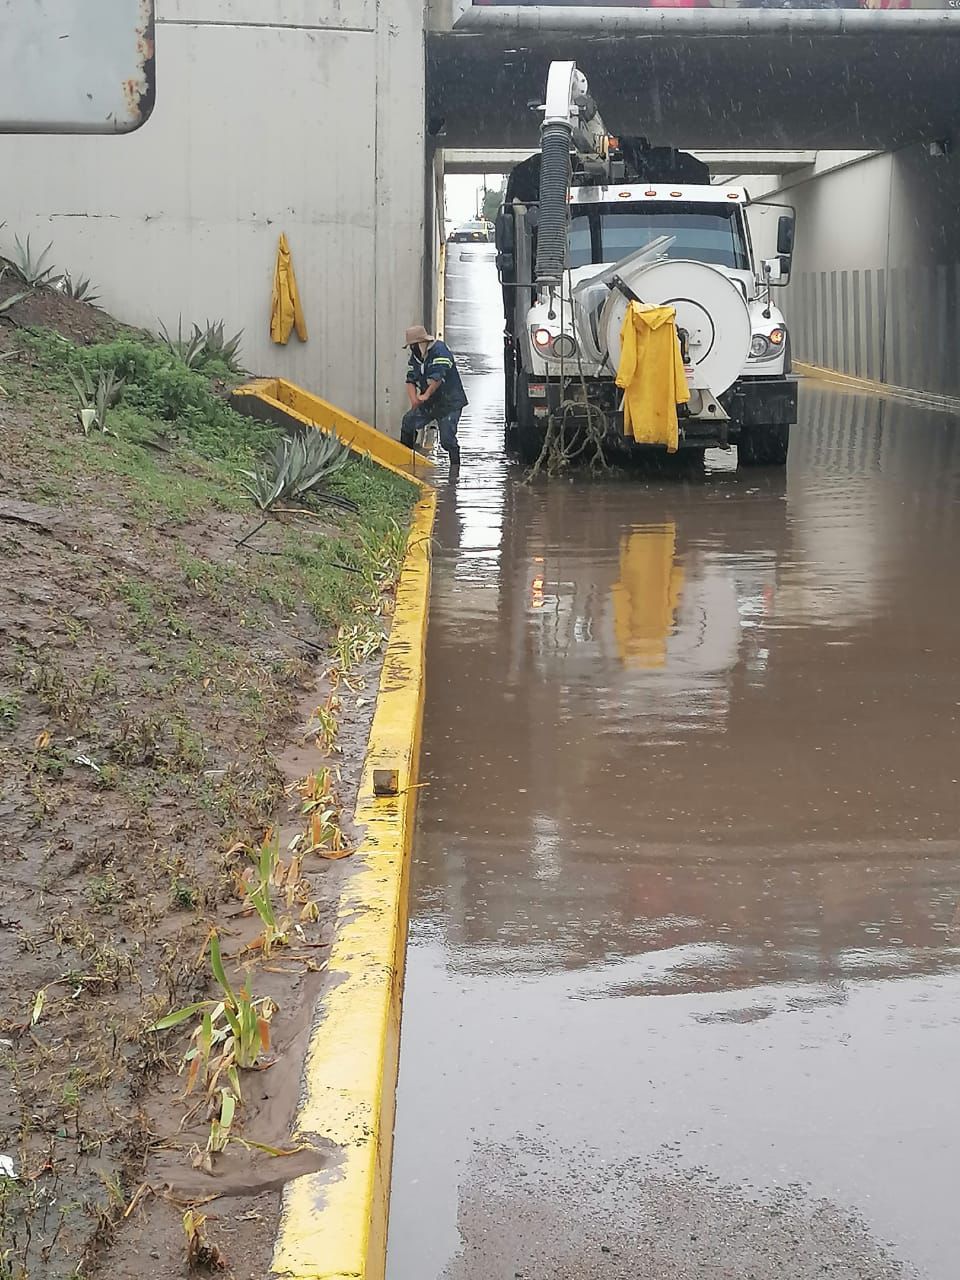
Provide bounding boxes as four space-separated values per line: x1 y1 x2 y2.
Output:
0 0 426 429
776 146 960 397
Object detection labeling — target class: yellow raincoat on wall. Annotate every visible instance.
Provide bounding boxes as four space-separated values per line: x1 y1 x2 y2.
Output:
270 233 308 345
616 302 690 452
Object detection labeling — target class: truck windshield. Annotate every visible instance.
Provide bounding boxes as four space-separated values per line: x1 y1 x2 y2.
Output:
567 202 749 271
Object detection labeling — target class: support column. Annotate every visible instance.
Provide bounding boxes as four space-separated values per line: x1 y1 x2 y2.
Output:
374 0 427 433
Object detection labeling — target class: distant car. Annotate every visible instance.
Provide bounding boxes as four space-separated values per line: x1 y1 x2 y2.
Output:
449 221 493 244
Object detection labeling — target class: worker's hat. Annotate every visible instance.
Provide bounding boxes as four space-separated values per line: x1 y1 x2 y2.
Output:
404 324 435 348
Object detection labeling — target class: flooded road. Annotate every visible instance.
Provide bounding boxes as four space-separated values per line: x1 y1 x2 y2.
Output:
386 246 960 1279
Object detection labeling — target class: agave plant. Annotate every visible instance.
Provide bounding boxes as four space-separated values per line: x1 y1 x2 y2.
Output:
57 271 101 305
69 366 125 435
158 315 207 368
241 428 353 512
7 234 57 287
202 318 244 372
0 266 32 316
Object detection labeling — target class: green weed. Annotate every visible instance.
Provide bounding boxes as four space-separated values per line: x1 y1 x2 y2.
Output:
240 833 288 955
0 694 19 729
314 695 339 755
117 576 164 626
87 873 124 908
171 723 205 771
177 549 234 595
171 877 198 910
149 932 277 1167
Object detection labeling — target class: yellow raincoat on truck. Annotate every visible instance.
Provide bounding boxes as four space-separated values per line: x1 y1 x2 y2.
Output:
616 302 690 452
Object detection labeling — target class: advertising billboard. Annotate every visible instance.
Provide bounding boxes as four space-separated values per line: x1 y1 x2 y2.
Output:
471 0 942 8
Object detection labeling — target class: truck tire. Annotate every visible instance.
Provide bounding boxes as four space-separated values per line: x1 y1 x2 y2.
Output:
514 371 546 465
738 423 789 468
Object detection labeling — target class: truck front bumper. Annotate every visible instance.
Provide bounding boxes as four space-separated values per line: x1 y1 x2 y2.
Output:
532 373 798 448
720 376 798 428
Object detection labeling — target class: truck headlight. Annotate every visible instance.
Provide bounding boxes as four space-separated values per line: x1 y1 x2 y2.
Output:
531 325 578 360
750 327 785 359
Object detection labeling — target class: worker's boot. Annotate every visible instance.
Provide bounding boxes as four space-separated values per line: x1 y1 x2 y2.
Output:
448 445 461 470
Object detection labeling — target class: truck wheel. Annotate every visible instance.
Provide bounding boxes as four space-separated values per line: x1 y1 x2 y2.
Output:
738 423 789 467
514 372 546 465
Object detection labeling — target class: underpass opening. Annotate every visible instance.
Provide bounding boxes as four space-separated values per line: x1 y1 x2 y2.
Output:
427 20 960 411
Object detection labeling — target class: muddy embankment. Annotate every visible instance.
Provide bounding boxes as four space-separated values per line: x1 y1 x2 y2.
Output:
0 282 417 1278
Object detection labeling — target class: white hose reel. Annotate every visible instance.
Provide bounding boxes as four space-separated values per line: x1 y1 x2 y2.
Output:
600 259 752 412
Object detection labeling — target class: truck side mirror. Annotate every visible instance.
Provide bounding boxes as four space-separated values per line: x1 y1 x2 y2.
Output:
776 214 795 257
763 254 791 287
494 209 514 254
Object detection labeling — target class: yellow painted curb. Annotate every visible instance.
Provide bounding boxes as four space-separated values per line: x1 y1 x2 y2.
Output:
234 378 435 481
795 361 960 413
271 487 437 1280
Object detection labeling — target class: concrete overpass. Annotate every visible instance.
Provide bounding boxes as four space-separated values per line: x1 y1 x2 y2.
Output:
443 149 820 177
426 18 960 151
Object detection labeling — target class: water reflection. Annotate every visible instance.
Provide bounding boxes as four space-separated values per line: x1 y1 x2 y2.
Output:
611 525 685 669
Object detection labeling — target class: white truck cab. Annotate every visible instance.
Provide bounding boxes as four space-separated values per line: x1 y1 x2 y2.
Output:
496 63 798 467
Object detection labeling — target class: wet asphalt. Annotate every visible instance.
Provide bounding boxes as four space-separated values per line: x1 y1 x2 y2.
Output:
385 245 960 1279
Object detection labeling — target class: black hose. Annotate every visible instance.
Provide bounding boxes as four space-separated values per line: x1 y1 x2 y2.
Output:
535 122 572 286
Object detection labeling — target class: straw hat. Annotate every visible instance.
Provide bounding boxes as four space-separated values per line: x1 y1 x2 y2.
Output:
404 324 435 348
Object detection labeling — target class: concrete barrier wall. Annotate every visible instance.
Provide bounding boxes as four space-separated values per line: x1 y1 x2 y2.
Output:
777 146 960 398
0 0 426 430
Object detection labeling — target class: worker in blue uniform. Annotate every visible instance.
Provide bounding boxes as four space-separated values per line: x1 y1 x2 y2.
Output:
401 324 468 469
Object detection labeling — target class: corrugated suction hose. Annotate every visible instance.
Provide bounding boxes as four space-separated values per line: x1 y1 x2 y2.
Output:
535 122 572 286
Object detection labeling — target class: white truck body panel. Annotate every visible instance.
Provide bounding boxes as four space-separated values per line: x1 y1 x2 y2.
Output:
523 183 789 394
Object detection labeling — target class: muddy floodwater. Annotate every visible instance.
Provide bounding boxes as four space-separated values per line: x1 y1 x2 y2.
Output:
386 246 960 1279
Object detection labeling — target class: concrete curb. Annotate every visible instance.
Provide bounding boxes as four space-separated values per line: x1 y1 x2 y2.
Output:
232 377 436 480
271 487 436 1280
795 362 960 415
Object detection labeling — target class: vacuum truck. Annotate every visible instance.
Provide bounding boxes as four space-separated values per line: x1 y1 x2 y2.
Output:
495 62 798 467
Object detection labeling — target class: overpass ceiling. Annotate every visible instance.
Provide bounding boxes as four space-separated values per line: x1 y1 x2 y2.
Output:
427 33 960 151
443 148 819 175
